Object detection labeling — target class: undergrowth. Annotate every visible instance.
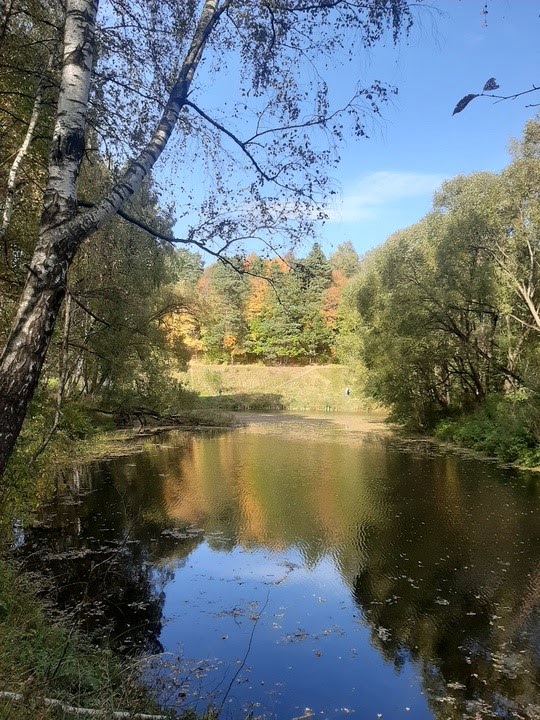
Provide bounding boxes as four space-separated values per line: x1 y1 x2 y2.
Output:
434 392 540 467
0 555 165 720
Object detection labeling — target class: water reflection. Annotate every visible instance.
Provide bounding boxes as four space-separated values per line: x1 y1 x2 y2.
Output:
16 415 540 719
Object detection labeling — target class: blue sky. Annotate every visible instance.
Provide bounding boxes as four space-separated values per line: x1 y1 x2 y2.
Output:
316 0 540 257
166 2 539 261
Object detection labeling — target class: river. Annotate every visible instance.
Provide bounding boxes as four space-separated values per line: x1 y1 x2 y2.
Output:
16 413 540 720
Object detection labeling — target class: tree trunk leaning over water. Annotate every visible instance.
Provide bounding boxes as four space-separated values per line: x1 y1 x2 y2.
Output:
0 0 414 478
0 0 221 477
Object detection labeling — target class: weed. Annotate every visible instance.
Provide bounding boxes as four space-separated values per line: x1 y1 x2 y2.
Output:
0 556 164 720
434 393 540 467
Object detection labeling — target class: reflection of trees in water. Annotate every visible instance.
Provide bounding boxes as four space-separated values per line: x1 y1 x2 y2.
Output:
19 527 169 654
348 454 540 720
16 450 205 654
16 425 540 717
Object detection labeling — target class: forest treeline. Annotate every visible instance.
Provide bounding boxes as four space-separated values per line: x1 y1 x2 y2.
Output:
189 117 540 470
346 118 540 464
173 240 360 365
3 118 540 471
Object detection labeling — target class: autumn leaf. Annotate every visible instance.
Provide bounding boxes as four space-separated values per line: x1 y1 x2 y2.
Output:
452 93 479 115
483 77 500 91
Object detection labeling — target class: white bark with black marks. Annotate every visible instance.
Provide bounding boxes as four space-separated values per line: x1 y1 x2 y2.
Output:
0 0 222 477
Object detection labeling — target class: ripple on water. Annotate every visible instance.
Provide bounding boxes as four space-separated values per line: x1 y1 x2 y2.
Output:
16 412 540 720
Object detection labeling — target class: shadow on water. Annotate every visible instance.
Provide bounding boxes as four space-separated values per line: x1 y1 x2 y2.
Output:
13 415 540 718
14 437 214 654
350 453 540 720
200 392 286 411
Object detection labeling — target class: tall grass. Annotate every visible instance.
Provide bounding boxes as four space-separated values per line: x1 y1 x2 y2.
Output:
0 556 164 720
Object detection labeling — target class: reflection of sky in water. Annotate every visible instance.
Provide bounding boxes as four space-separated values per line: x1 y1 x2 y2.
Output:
159 543 430 719
19 414 540 720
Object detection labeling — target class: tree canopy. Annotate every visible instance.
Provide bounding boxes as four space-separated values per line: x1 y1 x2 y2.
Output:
0 0 416 476
341 119 540 453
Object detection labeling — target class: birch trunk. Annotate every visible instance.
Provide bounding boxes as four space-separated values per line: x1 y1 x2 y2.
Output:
0 59 50 251
0 0 221 478
0 0 98 477
0 0 13 46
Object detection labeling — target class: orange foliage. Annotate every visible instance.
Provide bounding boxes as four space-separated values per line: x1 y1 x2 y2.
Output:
246 276 270 320
322 269 347 329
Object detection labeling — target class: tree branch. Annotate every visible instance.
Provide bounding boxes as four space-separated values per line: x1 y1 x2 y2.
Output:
67 289 111 327
0 692 166 720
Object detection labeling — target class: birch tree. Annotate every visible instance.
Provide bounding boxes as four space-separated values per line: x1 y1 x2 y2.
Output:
0 0 415 477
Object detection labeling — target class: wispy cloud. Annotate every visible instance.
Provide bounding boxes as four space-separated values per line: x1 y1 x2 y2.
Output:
327 170 446 223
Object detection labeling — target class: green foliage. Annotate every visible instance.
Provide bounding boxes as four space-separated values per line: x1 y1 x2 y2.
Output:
1 168 200 497
196 244 340 365
69 177 190 403
344 119 540 443
0 557 160 719
32 172 197 422
435 393 540 466
199 260 249 362
0 391 114 530
329 241 361 278
0 1 60 298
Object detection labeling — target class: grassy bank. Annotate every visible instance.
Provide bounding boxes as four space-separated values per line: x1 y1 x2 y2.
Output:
0 556 166 720
180 362 372 413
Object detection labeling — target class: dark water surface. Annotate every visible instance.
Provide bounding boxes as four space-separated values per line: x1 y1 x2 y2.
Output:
17 414 540 719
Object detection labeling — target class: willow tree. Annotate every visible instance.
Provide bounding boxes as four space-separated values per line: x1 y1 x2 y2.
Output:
0 0 415 476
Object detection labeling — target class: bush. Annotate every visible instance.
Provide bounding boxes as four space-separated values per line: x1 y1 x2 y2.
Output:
434 393 540 466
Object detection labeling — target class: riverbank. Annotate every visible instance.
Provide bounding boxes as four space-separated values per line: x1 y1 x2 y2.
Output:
432 394 540 470
0 555 170 720
177 362 372 413
73 410 238 465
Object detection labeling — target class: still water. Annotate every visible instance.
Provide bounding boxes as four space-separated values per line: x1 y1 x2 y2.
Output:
18 414 540 719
